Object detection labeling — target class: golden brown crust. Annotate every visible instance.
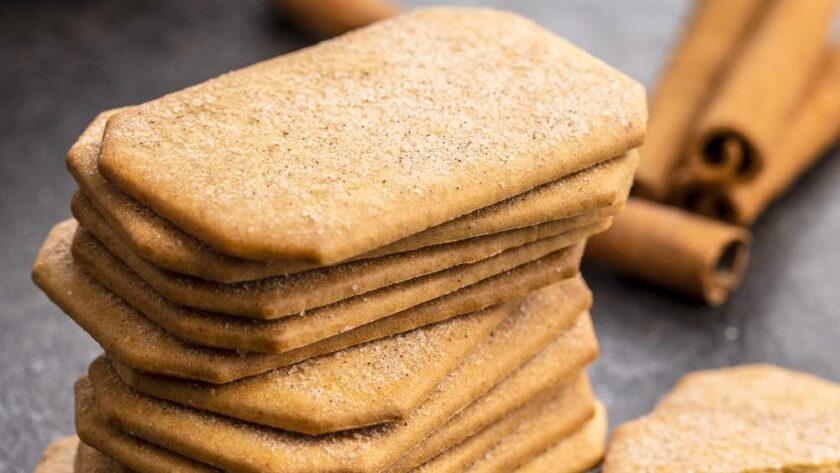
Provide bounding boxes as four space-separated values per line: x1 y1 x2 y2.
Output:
32 221 300 383
98 8 645 263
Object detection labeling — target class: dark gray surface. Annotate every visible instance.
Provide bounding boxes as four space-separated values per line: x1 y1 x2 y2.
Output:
0 1 837 472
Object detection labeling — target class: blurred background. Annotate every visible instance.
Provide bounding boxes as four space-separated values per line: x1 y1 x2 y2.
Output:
1 1 839 471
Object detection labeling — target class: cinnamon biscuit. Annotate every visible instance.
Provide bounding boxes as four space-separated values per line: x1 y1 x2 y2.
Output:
98 8 645 263
604 365 840 473
68 109 635 282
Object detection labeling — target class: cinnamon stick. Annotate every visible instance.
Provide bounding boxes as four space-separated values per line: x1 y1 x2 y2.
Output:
634 0 766 200
679 48 840 225
686 0 837 184
586 199 751 305
269 0 401 38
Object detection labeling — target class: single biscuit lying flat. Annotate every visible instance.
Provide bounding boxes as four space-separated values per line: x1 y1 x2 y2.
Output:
513 401 608 473
416 374 594 473
98 7 646 263
384 312 599 473
32 436 78 473
603 364 840 473
68 109 636 282
72 188 606 319
88 282 594 473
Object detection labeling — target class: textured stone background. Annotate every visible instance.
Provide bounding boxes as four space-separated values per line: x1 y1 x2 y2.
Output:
1 1 838 471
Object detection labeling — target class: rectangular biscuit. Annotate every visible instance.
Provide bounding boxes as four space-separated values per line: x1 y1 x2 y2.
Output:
68 110 635 282
97 8 646 263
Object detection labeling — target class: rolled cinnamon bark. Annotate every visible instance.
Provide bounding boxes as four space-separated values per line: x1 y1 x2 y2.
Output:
686 0 837 184
268 0 400 38
634 0 766 200
679 48 840 225
586 199 751 306
668 171 732 222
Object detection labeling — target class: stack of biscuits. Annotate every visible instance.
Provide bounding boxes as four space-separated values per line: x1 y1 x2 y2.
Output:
31 8 646 473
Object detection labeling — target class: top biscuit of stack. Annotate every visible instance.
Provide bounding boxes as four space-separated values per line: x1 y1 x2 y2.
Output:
97 7 646 264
